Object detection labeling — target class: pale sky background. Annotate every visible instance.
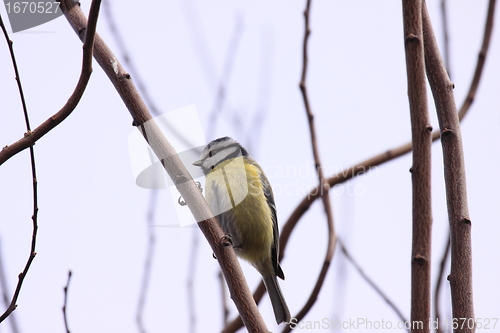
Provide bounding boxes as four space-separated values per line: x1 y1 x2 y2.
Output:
0 1 499 332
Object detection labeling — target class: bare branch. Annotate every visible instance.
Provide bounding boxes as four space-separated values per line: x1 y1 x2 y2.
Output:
206 14 244 140
422 1 475 330
279 0 495 263
187 227 199 333
434 234 451 333
59 1 268 331
402 1 433 331
0 238 20 332
0 0 98 323
457 0 496 120
217 271 230 327
62 271 72 333
136 187 158 333
222 1 494 330
283 0 337 330
0 0 100 166
338 240 409 331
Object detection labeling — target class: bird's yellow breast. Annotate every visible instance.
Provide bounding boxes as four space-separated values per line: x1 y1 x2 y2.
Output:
205 157 274 264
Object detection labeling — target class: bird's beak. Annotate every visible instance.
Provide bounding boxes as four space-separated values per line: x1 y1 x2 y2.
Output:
192 159 203 166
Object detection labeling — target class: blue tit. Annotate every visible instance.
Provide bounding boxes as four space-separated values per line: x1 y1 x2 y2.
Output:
193 137 291 324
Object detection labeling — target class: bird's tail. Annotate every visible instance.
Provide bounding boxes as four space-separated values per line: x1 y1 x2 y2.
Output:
263 275 291 324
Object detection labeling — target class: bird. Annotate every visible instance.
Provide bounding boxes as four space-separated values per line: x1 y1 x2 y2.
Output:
193 136 291 324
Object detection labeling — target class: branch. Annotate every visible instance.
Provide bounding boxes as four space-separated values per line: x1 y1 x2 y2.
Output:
0 238 20 332
230 1 494 328
279 0 495 262
59 1 268 331
0 1 100 166
433 0 498 327
422 2 475 331
402 1 432 331
283 0 337 330
62 271 72 333
136 188 158 333
457 0 496 121
206 14 244 140
0 0 97 322
187 228 200 333
338 240 409 331
434 234 451 333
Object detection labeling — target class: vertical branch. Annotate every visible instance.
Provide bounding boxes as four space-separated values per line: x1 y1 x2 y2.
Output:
0 14 39 323
434 1 496 330
63 271 72 333
434 235 451 333
187 227 199 333
283 0 337 330
136 189 158 333
402 1 433 332
422 2 475 331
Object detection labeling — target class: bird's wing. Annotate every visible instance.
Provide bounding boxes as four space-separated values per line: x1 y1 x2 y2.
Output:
261 171 285 280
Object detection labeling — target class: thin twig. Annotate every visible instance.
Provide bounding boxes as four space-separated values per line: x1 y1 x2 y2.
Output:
0 238 20 332
434 234 451 333
338 240 409 331
0 0 100 166
0 13 39 322
206 13 244 140
180 0 218 91
0 0 95 319
283 0 336 331
226 0 494 330
457 0 496 121
0 2 100 322
102 0 160 116
218 270 230 327
63 271 72 333
279 0 495 257
246 28 274 155
60 2 268 331
102 0 195 151
187 227 199 333
422 1 475 330
136 186 158 333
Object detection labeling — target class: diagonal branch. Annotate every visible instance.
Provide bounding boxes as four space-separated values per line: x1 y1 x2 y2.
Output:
338 240 409 331
0 0 100 166
59 1 268 331
422 2 475 331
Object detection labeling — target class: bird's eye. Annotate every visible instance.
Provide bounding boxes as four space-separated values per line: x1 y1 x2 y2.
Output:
209 150 218 157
